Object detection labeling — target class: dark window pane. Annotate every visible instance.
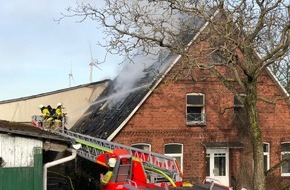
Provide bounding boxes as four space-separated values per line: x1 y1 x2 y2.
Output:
234 107 246 113
214 154 226 176
264 155 268 172
187 107 202 114
187 107 202 121
282 153 290 173
211 51 226 64
187 95 203 105
165 144 182 154
234 96 242 105
206 156 210 176
282 143 290 151
263 144 269 152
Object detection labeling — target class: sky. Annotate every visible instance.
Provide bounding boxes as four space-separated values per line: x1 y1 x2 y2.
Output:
0 0 123 101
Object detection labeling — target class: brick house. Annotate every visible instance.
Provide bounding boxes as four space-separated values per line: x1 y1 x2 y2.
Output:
72 17 290 188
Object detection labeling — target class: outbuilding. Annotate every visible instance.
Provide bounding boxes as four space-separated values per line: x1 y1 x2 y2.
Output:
0 120 72 190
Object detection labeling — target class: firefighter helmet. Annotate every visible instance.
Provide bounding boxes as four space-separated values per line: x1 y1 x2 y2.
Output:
39 105 44 109
57 103 62 107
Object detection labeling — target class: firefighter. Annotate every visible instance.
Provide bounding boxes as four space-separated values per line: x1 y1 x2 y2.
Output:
55 103 64 120
100 158 116 186
53 103 64 130
39 105 53 129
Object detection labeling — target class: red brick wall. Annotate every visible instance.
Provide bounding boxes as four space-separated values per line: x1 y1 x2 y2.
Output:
112 52 290 187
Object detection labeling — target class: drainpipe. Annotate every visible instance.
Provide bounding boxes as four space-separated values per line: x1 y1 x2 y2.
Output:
43 144 81 190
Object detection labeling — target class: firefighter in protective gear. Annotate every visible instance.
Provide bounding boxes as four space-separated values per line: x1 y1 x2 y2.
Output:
53 103 64 130
39 105 53 129
55 103 64 120
100 158 116 186
39 105 50 118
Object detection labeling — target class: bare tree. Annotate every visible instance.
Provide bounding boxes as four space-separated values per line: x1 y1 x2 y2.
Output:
270 53 290 93
61 0 290 189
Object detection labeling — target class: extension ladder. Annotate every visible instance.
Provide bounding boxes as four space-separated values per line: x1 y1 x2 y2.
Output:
53 130 182 182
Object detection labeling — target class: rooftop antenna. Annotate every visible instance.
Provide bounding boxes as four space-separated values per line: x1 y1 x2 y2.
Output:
69 63 74 87
89 43 102 83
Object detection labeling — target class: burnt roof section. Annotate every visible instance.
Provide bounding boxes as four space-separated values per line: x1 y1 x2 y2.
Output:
0 120 70 143
71 33 199 139
71 53 176 138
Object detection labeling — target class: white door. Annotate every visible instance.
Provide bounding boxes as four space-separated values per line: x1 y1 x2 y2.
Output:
206 148 229 186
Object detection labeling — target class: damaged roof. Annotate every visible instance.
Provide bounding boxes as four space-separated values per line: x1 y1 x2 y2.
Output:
72 53 178 139
71 27 200 140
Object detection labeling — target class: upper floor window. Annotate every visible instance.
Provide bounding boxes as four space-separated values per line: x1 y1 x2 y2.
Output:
186 93 206 125
234 95 245 113
164 143 183 172
131 143 151 151
281 143 290 176
234 95 247 127
210 50 226 65
264 143 270 172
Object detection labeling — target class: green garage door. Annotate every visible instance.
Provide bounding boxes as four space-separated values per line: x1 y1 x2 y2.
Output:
0 147 42 190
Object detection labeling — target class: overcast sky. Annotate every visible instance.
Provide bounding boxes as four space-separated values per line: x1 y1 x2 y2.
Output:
0 0 123 101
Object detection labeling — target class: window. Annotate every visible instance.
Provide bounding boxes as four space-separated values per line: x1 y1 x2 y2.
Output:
186 93 206 125
281 143 290 176
164 143 183 172
214 153 226 176
131 143 151 151
210 50 226 65
263 143 270 172
234 95 247 127
234 95 245 113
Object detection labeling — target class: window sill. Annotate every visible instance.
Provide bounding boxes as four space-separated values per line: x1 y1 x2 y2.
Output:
186 121 206 126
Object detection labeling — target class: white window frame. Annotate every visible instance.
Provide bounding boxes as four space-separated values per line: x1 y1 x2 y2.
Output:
164 143 183 172
281 142 290 176
263 142 270 172
131 143 151 151
186 93 205 125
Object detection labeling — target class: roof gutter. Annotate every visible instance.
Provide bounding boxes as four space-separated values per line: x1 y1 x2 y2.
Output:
107 10 220 141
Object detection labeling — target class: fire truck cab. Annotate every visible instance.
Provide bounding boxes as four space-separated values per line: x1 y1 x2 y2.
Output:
97 149 183 190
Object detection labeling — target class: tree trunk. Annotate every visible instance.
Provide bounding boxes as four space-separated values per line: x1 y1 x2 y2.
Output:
244 80 266 190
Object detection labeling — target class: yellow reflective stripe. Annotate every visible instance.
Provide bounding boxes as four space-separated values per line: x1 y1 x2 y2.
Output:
75 139 113 153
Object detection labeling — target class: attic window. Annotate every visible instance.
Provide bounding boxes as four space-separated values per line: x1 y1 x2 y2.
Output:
210 51 226 65
186 93 206 125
